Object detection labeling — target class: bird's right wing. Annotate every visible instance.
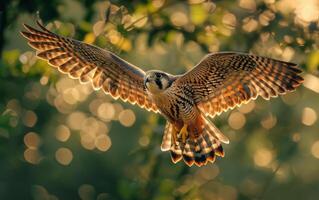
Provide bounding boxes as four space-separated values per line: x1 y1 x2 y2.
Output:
175 52 304 118
21 21 158 113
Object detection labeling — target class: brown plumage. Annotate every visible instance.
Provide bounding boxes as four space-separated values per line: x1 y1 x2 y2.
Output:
21 21 304 167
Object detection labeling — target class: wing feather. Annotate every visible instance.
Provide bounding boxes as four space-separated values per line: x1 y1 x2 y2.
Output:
176 52 303 117
21 21 158 113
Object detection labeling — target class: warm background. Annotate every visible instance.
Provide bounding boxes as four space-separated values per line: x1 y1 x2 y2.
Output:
0 0 318 199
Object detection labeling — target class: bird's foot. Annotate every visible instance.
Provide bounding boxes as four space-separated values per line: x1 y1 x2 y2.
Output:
178 124 188 144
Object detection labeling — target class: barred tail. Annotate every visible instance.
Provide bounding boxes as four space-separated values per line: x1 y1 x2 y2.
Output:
161 116 229 167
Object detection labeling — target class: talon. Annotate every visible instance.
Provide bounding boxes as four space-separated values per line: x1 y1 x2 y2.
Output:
178 124 189 143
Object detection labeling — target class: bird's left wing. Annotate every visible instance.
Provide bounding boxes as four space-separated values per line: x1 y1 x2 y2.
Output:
21 21 158 113
175 52 304 118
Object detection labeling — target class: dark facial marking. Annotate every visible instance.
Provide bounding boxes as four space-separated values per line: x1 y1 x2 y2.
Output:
155 78 163 89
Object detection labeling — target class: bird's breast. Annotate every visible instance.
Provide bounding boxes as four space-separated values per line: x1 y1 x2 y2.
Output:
150 88 196 124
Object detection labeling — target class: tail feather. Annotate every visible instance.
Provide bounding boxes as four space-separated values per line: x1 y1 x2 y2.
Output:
170 143 182 163
161 116 227 167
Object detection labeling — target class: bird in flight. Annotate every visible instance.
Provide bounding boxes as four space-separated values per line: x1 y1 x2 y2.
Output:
21 21 304 167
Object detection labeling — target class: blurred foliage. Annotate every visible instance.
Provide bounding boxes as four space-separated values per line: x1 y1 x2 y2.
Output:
0 0 319 200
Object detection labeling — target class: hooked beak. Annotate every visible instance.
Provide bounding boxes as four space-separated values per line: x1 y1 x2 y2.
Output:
144 77 150 86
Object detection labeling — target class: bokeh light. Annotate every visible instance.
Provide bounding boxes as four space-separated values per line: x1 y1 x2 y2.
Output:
95 134 112 152
311 140 319 159
24 149 42 164
55 125 71 142
22 110 38 127
260 113 277 130
118 109 136 127
67 112 87 130
24 132 41 149
302 107 317 126
55 147 73 166
254 148 273 168
228 111 246 130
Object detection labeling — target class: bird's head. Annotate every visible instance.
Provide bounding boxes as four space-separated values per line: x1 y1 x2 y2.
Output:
144 70 173 94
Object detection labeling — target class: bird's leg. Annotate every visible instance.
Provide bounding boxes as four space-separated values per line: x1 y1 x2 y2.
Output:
171 126 178 145
178 124 189 144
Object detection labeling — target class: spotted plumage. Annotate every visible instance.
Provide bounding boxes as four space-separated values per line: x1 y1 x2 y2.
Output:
21 21 304 167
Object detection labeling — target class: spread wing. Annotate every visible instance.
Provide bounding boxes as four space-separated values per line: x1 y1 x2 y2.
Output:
21 21 158 113
175 52 304 118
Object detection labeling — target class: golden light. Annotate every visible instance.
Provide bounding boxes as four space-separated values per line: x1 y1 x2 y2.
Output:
19 51 32 64
55 125 71 142
118 109 136 127
56 77 74 93
238 101 255 114
97 102 115 121
118 38 132 52
242 18 258 32
275 164 289 182
7 99 21 114
188 0 204 4
292 133 301 142
282 46 295 61
170 11 189 27
254 148 273 167
67 112 86 130
228 112 246 130
260 114 277 129
152 0 165 8
303 74 319 93
259 10 275 26
311 140 319 159
80 132 96 150
131 14 148 28
97 120 109 135
63 88 79 105
19 51 36 68
81 117 100 137
55 147 73 166
24 132 41 149
295 0 319 22
138 135 150 147
222 12 237 28
239 0 256 12
54 95 75 114
93 20 105 36
24 148 41 164
190 4 208 25
112 103 124 120
22 110 38 128
264 0 275 3
75 84 92 101
84 33 95 44
95 134 112 152
301 107 317 126
89 99 103 115
108 29 121 44
40 76 49 85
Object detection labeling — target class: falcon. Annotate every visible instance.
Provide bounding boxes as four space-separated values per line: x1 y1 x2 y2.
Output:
21 21 304 167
